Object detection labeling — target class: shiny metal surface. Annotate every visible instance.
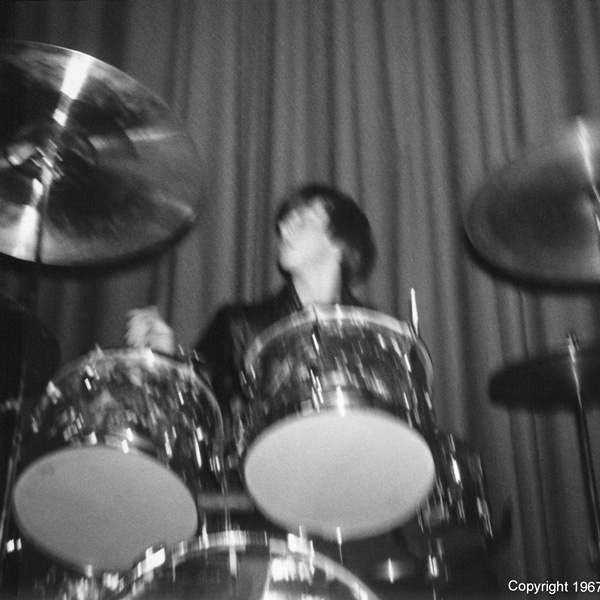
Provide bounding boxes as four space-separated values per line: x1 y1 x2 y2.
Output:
466 118 600 284
112 530 382 600
242 305 436 541
0 41 203 266
244 305 434 428
30 567 119 600
12 348 223 574
418 433 493 543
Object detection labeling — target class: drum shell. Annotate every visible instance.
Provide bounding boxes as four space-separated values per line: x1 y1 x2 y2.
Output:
242 306 436 443
20 348 224 492
418 433 493 538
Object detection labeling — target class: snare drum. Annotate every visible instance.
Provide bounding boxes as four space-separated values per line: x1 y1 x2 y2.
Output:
12 348 224 574
112 530 382 600
242 305 436 541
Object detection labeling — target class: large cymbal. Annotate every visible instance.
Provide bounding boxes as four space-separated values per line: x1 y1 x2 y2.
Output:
466 118 600 284
489 344 600 410
0 41 202 267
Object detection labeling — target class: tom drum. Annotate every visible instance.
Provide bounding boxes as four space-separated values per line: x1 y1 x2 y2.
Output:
12 347 224 574
242 305 436 541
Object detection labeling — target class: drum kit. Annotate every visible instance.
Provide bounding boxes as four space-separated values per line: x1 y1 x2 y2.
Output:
1 296 496 599
7 38 598 599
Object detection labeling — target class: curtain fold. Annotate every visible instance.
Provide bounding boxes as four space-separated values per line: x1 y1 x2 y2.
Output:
2 0 600 588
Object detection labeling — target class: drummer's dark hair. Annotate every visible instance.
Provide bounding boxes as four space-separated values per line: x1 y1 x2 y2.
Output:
276 183 376 284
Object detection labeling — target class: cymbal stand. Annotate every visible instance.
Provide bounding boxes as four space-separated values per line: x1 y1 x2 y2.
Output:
568 334 600 573
411 288 446 599
0 139 51 589
0 293 44 593
0 394 24 591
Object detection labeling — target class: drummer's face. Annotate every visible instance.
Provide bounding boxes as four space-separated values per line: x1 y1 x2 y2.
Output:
277 200 342 275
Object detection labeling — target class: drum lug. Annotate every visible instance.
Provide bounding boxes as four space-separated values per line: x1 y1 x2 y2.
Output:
286 532 314 557
81 431 99 446
232 407 248 455
308 366 324 412
309 389 323 413
209 454 223 478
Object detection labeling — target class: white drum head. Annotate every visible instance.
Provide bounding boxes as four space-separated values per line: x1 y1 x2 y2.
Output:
244 408 435 541
13 446 198 573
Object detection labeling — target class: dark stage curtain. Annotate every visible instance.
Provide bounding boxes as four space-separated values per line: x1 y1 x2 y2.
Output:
2 0 600 590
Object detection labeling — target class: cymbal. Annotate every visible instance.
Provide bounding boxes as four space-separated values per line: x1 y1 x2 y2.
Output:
489 344 600 409
0 41 202 266
466 118 600 284
0 295 60 399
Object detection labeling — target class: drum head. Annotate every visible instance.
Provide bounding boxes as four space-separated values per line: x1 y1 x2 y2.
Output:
114 530 383 600
12 446 198 573
244 408 435 541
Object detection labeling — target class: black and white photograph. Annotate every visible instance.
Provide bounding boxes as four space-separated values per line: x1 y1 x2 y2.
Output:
1 2 600 598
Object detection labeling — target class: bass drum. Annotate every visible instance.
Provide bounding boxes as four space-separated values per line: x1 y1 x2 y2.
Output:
242 305 436 542
12 348 224 575
111 530 382 600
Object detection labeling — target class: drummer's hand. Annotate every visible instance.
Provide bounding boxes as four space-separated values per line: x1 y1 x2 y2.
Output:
125 306 176 354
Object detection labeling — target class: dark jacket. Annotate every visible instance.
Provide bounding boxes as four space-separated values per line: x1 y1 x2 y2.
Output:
195 282 363 411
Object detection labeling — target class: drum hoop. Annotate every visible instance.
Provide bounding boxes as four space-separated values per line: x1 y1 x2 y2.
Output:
123 530 272 582
121 531 380 600
49 347 204 389
244 305 416 370
41 346 224 440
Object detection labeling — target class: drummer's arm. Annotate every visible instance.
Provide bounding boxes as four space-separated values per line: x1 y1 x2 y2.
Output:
194 306 246 416
194 306 252 463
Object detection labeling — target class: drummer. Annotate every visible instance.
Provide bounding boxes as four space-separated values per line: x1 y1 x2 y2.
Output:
126 182 376 417
125 184 424 568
